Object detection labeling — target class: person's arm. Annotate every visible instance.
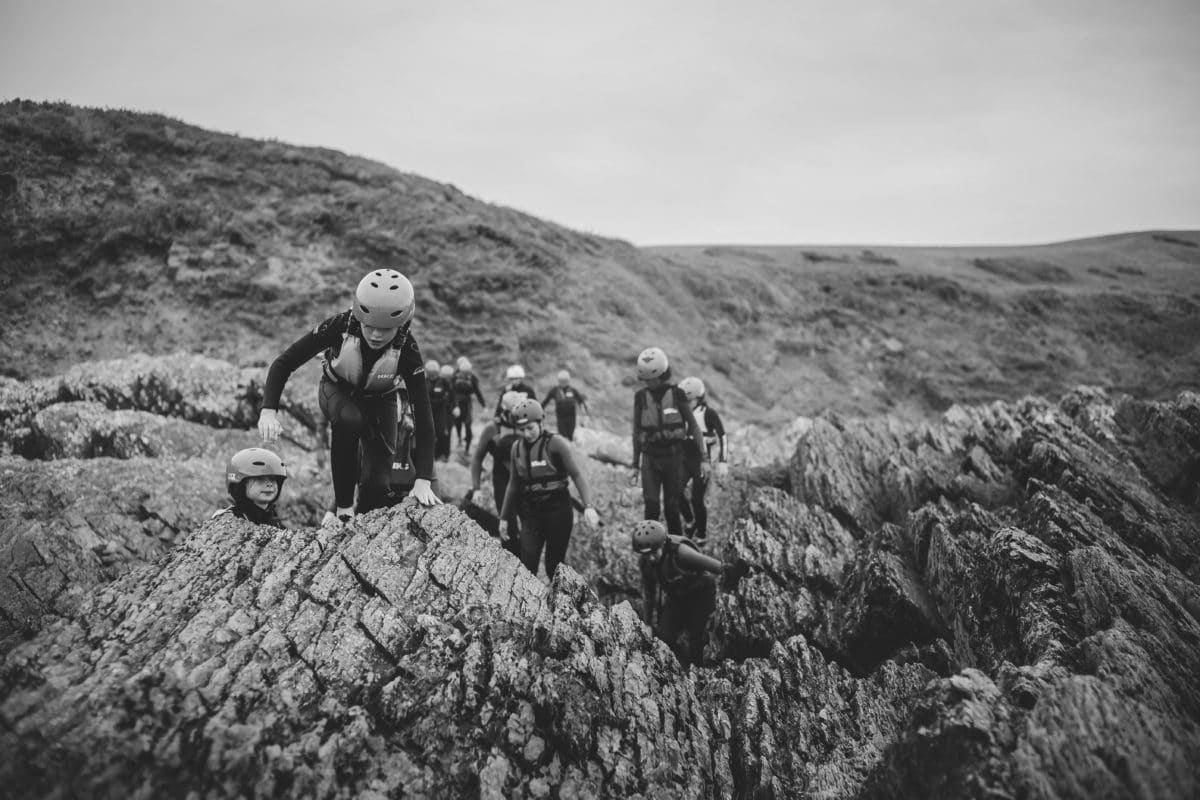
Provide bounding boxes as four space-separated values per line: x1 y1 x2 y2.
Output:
541 388 556 408
631 390 643 469
497 447 523 535
639 557 658 625
675 542 724 574
470 423 497 491
399 335 440 505
708 408 727 463
578 389 589 415
258 314 345 441
472 375 486 406
550 437 599 527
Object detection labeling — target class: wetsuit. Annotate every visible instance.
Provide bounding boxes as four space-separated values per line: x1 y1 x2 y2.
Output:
452 371 487 449
680 403 726 541
499 430 593 578
428 374 453 460
262 310 435 513
632 384 707 537
470 417 522 556
212 497 285 529
542 384 588 441
640 535 723 666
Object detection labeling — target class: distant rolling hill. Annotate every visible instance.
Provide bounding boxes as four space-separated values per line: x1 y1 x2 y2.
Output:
2 99 1197 429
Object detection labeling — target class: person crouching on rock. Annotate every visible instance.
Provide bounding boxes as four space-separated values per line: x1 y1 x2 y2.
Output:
256 268 441 525
498 398 601 578
213 447 288 529
633 520 725 667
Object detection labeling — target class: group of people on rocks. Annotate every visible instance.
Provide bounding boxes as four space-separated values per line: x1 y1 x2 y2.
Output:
216 267 735 665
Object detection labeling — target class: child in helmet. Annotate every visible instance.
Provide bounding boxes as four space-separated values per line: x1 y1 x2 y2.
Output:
632 520 724 666
498 398 601 578
676 376 727 542
257 269 441 524
541 369 589 441
631 347 708 538
469 390 525 556
213 447 288 529
452 356 487 453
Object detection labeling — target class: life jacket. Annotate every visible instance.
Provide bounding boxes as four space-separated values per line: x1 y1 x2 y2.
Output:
639 386 689 445
428 376 450 405
322 333 405 397
212 502 284 529
453 372 476 394
514 432 569 495
655 536 708 595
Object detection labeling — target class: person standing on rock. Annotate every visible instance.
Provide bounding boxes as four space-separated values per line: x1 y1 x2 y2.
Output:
632 520 724 666
426 359 453 462
676 376 727 543
469 390 525 556
498 398 600 578
631 347 708 537
212 447 288 529
257 268 441 524
452 356 487 454
541 369 589 441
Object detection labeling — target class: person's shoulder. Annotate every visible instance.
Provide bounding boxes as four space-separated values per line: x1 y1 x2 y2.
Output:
312 309 352 338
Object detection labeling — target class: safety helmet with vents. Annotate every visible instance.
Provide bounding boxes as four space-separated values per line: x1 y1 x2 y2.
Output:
505 364 526 380
631 520 667 552
679 376 706 401
501 390 525 412
510 398 544 425
353 269 415 328
225 448 287 493
636 347 669 381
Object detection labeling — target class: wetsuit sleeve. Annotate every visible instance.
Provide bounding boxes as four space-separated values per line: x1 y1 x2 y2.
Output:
677 388 708 461
631 390 643 467
470 423 496 490
550 437 592 507
498 446 523 521
676 542 724 574
261 313 346 410
541 388 556 407
639 557 658 624
578 389 589 412
472 375 486 406
399 336 436 480
708 408 727 461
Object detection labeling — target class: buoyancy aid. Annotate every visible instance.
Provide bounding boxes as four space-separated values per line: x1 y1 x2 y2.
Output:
655 536 708 595
322 334 404 396
555 387 579 413
639 387 689 445
515 432 569 495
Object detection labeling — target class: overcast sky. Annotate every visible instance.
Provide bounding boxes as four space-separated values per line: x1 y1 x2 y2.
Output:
2 0 1198 246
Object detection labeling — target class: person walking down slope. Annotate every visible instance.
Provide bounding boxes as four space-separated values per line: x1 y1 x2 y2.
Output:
426 359 453 462
498 398 601 579
495 364 537 416
631 347 708 538
469 390 525 556
452 356 487 453
257 268 441 524
633 520 725 667
676 376 728 543
542 369 589 441
212 447 288 529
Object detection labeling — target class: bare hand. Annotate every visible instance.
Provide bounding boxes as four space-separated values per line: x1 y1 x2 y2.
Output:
498 519 511 542
583 507 600 528
258 409 282 442
410 478 441 506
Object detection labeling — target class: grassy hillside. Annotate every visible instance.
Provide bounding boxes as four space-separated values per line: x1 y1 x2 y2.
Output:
2 100 1197 429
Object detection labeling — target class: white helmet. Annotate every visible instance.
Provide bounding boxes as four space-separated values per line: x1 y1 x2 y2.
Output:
505 364 525 380
457 356 471 372
439 364 455 378
353 269 415 328
556 369 570 384
424 359 440 374
500 390 524 413
679 376 705 401
636 347 669 381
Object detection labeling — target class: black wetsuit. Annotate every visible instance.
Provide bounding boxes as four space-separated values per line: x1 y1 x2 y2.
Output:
428 375 453 460
640 536 722 666
452 371 487 449
262 310 434 512
542 384 587 441
212 498 286 529
680 404 725 540
632 384 707 537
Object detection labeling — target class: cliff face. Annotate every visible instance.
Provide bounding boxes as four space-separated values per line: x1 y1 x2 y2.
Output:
2 353 1197 798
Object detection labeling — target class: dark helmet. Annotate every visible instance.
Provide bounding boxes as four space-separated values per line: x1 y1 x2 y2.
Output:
631 520 667 552
225 447 287 498
510 398 544 426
